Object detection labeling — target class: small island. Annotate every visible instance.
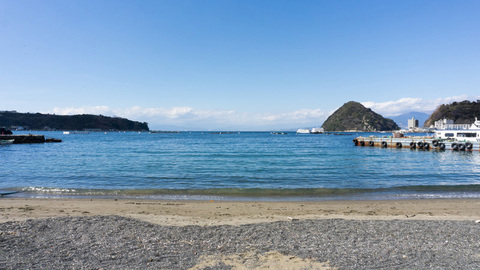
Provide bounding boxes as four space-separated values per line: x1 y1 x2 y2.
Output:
321 101 399 132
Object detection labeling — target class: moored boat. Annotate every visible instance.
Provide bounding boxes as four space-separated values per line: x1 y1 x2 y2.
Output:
0 139 14 145
311 127 324 134
296 127 324 134
63 131 90 134
296 128 311 134
433 118 480 142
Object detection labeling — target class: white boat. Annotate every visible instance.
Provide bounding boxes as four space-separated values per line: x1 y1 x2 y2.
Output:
296 127 324 134
311 127 324 134
63 131 90 134
434 118 480 142
0 139 14 145
296 128 311 134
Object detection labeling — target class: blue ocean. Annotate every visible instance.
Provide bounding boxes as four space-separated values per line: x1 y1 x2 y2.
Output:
2 131 480 201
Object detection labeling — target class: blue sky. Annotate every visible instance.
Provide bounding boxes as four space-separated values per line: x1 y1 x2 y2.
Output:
1 0 479 130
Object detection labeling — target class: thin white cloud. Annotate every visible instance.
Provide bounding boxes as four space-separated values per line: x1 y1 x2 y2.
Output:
50 106 113 116
123 106 196 119
261 109 330 122
45 95 479 130
46 106 330 130
361 95 480 116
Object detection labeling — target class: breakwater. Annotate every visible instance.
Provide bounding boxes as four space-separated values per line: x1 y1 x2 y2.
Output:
0 134 61 144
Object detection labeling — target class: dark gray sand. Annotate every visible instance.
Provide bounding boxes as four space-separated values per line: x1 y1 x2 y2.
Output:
1 216 479 269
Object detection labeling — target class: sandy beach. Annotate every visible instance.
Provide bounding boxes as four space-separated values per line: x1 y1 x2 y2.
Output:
1 198 480 226
1 198 480 269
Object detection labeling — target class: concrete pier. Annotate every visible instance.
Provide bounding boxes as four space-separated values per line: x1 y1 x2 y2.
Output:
353 136 479 151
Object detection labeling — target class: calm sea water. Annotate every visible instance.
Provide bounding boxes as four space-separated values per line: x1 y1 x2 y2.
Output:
2 131 480 201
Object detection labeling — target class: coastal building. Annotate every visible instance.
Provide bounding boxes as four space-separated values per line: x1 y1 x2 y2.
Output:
434 119 470 130
408 117 419 130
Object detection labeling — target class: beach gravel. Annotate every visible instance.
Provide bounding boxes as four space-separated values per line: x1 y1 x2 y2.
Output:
1 216 479 269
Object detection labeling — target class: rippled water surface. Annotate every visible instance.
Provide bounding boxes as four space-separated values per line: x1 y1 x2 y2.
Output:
2 131 480 200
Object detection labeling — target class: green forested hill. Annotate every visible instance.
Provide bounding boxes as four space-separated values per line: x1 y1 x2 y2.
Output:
424 100 480 127
0 111 149 131
322 101 399 131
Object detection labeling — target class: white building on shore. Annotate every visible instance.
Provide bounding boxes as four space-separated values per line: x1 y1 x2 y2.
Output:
434 119 470 130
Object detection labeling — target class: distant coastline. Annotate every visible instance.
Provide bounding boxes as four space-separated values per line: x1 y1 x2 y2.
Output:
0 111 149 131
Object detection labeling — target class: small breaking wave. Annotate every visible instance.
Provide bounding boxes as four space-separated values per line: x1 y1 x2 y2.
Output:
3 185 480 201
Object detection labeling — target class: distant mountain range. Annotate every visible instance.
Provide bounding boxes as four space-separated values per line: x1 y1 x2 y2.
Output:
390 112 430 129
0 111 149 131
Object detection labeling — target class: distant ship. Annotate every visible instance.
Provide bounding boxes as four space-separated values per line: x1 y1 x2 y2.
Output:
296 128 324 134
63 131 90 134
296 128 311 134
311 128 324 134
